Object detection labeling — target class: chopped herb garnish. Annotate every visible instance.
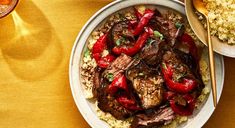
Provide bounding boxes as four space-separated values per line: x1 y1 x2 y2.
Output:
154 31 164 40
116 39 121 46
116 37 126 46
162 63 167 70
147 38 155 45
175 22 183 29
84 48 90 57
107 73 114 82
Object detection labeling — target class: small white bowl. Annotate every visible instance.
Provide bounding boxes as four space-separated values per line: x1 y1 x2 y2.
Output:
185 0 235 58
69 0 225 128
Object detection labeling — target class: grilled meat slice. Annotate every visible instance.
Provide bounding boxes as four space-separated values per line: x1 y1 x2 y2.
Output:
108 21 135 50
130 106 175 128
103 53 133 80
97 86 133 120
126 61 164 109
140 41 166 66
150 16 184 46
92 67 103 98
132 77 164 109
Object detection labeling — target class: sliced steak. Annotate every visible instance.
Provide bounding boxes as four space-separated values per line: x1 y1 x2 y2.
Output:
130 106 175 128
97 86 133 120
132 77 164 109
140 41 166 66
108 21 135 50
103 53 133 80
126 61 164 109
150 16 184 46
92 67 103 98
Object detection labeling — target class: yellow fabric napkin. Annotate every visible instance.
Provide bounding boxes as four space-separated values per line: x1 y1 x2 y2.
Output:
0 0 111 127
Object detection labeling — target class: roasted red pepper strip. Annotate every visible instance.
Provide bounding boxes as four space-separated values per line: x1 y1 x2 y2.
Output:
134 7 143 20
133 9 155 36
170 94 195 116
92 34 107 54
112 31 149 56
92 34 115 68
97 54 116 68
107 74 129 94
179 33 199 62
128 20 138 29
161 62 198 93
144 27 154 36
117 95 142 111
107 75 141 111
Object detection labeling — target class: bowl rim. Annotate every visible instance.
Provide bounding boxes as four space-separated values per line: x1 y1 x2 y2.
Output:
185 0 235 58
69 0 225 128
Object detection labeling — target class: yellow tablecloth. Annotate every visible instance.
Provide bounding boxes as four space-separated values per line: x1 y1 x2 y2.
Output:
0 0 235 128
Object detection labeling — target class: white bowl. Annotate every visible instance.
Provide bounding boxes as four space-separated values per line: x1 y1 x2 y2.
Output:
69 0 225 128
185 0 235 58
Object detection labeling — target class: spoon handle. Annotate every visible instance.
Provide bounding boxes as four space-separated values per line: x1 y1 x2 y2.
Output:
206 17 217 107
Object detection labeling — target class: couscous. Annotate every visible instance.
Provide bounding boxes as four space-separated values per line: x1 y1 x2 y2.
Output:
197 0 235 44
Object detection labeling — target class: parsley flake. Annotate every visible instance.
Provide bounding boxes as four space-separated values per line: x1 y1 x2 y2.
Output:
107 73 114 82
154 31 164 40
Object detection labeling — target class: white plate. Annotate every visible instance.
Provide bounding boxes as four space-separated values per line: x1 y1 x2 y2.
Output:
69 0 225 128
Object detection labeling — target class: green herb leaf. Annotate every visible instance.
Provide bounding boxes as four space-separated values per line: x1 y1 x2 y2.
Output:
107 73 114 82
116 37 126 46
162 63 167 70
84 48 90 57
154 31 164 40
175 22 183 29
116 39 121 46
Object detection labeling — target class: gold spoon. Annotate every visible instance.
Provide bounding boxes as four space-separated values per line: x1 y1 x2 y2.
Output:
192 0 217 107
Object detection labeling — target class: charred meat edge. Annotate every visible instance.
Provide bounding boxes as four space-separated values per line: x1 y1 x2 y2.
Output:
130 106 175 128
126 60 164 109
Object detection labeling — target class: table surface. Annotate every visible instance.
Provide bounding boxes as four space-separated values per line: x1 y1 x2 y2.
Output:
0 0 234 128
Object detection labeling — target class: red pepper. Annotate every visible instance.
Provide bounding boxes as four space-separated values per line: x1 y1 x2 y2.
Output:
133 9 155 36
97 54 116 68
163 91 176 101
161 62 198 93
112 31 149 56
117 95 142 111
92 34 116 68
134 7 143 20
107 74 129 94
179 33 199 62
169 94 195 116
92 34 107 54
144 27 154 36
107 74 141 111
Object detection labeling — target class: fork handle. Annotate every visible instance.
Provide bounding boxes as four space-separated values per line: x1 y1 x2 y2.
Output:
206 17 217 107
